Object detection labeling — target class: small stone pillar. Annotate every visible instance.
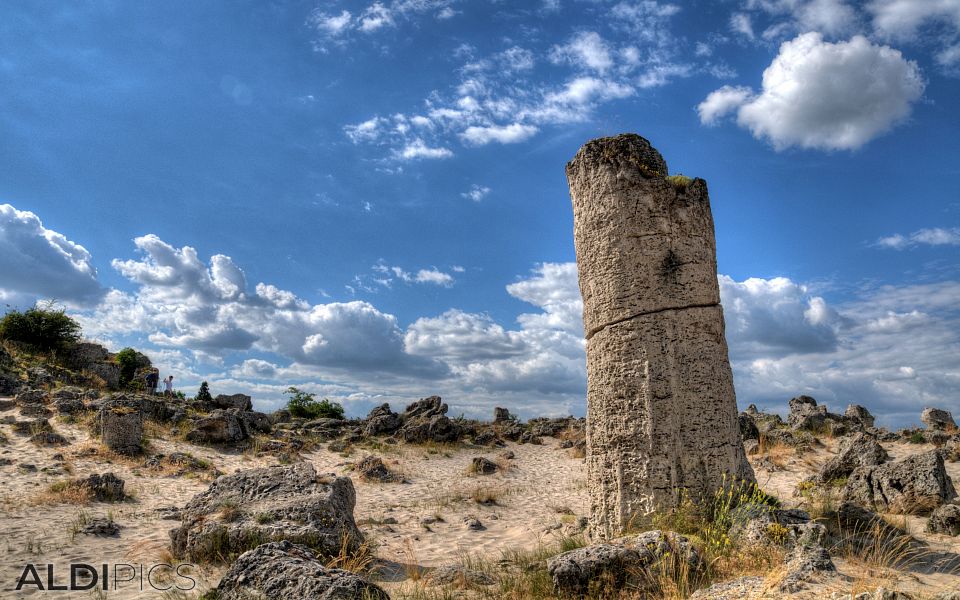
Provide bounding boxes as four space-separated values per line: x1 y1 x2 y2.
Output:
101 398 143 455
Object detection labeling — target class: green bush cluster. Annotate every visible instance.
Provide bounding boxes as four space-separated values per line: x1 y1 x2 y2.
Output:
115 347 151 388
196 381 213 403
0 304 81 352
285 386 345 420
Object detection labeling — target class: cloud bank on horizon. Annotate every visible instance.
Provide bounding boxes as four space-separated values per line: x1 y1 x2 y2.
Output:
2 203 958 428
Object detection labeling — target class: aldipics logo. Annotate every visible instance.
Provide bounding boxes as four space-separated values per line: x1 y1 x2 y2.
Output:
14 563 196 592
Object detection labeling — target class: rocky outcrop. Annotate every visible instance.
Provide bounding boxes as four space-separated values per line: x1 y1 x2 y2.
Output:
211 541 389 599
364 403 402 436
184 409 270 444
355 455 404 483
927 503 960 536
548 530 702 596
470 457 498 474
494 407 513 423
842 450 957 514
61 342 121 389
211 393 253 411
567 133 753 538
76 473 126 501
739 412 760 441
788 396 827 429
812 432 888 484
778 523 836 593
169 463 363 562
922 407 956 431
404 396 447 419
845 404 875 429
395 398 463 444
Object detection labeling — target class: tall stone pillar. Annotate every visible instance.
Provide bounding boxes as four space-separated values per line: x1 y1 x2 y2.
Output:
567 133 754 540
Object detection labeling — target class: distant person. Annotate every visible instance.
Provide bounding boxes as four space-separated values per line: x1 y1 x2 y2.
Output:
146 369 159 395
163 375 174 397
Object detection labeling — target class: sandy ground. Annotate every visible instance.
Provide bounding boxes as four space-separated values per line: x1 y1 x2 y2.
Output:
0 399 958 598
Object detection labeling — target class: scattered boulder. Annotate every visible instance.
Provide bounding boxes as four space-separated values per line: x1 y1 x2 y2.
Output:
243 411 272 434
549 545 642 595
922 407 956 432
76 473 126 501
53 396 85 415
812 433 888 484
211 393 253 412
528 417 574 438
185 409 248 445
355 455 404 483
100 398 143 455
403 396 447 420
464 517 485 531
400 414 463 444
787 395 841 431
738 412 760 441
493 407 513 423
470 457 498 475
364 403 402 436
169 463 363 562
842 450 958 514
81 518 120 537
12 418 51 435
18 402 51 419
548 530 702 596
927 503 960 536
690 577 765 599
211 541 389 600
471 429 504 447
16 388 48 404
778 523 836 593
269 409 291 425
428 564 496 586
30 431 68 446
845 404 875 429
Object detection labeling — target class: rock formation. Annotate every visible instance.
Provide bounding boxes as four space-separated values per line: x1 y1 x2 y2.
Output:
567 133 753 539
99 397 143 455
169 462 363 562
211 541 389 599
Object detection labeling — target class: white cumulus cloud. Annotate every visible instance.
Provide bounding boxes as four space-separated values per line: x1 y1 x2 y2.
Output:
0 203 103 307
698 33 925 151
875 227 960 249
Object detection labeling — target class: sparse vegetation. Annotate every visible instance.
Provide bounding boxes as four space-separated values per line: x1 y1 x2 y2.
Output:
0 303 81 352
665 173 694 191
115 347 151 388
285 386 345 420
196 380 213 404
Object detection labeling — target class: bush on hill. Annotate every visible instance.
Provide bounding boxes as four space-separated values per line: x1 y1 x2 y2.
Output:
115 347 151 388
0 303 81 352
285 386 345 420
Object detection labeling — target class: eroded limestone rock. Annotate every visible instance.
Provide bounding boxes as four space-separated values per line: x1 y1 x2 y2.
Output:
567 133 753 538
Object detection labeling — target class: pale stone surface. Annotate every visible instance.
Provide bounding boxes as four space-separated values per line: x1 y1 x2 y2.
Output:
567 133 753 539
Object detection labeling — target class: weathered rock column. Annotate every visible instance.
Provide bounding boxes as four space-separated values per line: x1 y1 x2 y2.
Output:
100 398 143 455
567 133 754 540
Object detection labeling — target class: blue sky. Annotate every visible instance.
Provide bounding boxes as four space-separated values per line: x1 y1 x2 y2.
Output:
1 0 958 427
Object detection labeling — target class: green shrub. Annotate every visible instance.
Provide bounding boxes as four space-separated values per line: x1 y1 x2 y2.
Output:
115 347 151 388
196 381 213 403
0 303 81 351
285 386 345 420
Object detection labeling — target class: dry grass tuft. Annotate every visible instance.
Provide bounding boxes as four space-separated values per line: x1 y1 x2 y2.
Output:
32 479 94 505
